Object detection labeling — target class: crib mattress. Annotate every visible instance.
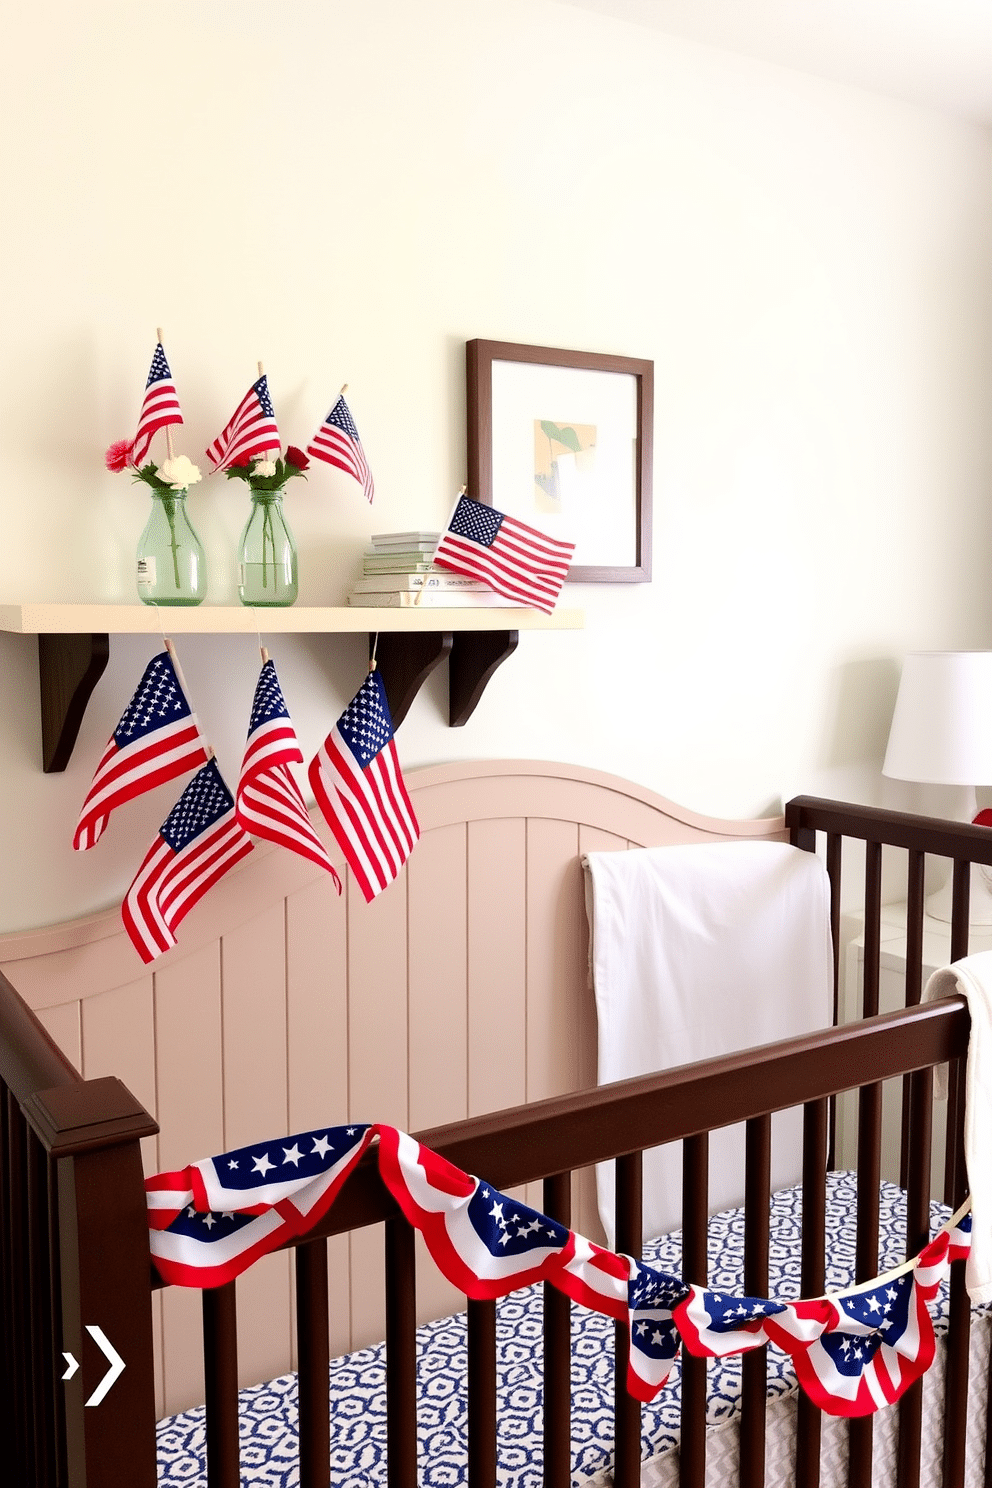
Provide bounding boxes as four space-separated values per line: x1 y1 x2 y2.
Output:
155 1173 988 1487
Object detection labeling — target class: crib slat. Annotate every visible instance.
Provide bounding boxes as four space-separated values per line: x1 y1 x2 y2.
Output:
26 1125 55 1488
385 1218 418 1488
740 1115 771 1488
950 859 972 962
3 1088 30 1485
468 1298 497 1488
614 1151 643 1488
543 1172 572 1488
896 1058 933 1488
943 1051 971 1488
202 1282 240 1488
296 1238 330 1488
796 1099 827 1488
898 850 926 1193
48 1152 68 1488
852 840 882 1488
850 844 884 1488
681 1134 709 1488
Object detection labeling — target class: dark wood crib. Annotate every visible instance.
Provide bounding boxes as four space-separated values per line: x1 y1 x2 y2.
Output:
2 794 991 1488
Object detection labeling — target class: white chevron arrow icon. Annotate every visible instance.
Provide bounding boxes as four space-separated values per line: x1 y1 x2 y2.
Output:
84 1326 125 1407
61 1352 79 1381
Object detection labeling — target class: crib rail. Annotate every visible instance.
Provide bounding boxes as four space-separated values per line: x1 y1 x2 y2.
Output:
0 969 159 1488
172 995 971 1488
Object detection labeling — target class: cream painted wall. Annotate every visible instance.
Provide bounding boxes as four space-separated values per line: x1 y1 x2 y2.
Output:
1 0 991 932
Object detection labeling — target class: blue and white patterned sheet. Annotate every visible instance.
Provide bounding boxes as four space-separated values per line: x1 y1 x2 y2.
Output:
156 1173 959 1487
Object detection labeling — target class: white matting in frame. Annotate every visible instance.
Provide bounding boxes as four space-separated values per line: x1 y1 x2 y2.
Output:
490 359 639 569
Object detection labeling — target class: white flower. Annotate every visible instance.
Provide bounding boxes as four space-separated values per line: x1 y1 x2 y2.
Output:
252 459 277 478
160 455 202 490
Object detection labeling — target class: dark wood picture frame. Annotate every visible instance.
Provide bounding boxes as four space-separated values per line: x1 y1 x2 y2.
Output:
466 339 653 583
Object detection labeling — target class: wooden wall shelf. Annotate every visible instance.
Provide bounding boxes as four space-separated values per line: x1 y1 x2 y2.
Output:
0 604 584 772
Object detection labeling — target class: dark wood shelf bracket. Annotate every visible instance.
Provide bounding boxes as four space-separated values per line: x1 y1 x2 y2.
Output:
449 630 518 727
39 633 110 774
372 632 453 730
372 629 519 729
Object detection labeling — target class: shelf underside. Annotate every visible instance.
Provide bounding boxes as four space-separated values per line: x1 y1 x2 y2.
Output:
2 605 583 772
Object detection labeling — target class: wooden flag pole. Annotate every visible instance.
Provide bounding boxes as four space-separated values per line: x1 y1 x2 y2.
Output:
158 326 175 462
414 485 465 606
163 637 192 702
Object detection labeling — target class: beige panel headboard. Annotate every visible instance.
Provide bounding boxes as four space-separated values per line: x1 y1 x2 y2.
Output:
0 759 785 1416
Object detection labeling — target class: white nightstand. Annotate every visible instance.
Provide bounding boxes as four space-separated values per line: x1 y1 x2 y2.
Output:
840 905 992 1192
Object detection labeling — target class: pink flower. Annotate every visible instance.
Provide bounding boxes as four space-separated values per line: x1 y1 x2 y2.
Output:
285 445 310 471
105 438 136 473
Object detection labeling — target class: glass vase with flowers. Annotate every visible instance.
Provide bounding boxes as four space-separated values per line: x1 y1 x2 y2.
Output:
226 447 308 607
105 440 207 606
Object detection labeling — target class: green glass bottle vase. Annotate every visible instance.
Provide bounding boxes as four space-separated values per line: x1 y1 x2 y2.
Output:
237 492 298 606
136 491 207 606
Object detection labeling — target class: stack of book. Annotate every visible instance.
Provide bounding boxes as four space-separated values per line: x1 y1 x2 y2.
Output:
347 531 517 607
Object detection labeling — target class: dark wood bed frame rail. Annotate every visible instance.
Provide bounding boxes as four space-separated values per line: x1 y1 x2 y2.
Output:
1 794 987 1488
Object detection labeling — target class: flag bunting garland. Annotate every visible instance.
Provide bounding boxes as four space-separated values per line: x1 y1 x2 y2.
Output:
131 341 184 467
306 392 375 502
236 659 342 887
74 649 209 851
308 668 420 903
432 493 575 615
146 1122 974 1417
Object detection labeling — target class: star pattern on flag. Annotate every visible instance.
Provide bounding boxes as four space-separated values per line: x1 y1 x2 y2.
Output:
249 665 290 732
160 764 236 853
115 655 191 743
448 496 504 547
145 343 172 388
337 671 393 767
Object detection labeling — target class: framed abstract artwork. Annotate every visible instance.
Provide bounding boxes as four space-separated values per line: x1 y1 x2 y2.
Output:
466 339 653 582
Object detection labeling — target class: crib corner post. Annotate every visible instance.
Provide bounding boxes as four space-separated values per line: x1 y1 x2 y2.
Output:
29 1076 159 1488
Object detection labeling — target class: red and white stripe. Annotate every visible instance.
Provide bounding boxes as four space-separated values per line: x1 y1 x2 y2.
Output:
237 719 341 882
73 717 208 851
306 394 375 502
307 728 419 903
122 808 254 964
206 378 280 472
433 512 574 615
132 383 182 467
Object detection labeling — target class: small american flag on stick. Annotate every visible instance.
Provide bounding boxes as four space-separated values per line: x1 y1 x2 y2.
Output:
122 758 254 964
306 391 374 502
307 669 419 902
236 659 341 886
131 342 183 467
206 374 281 472
432 494 574 614
73 649 209 851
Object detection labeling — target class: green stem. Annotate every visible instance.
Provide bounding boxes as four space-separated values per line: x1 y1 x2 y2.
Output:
162 495 181 589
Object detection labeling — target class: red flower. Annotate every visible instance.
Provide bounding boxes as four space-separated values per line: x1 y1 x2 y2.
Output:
105 438 136 473
285 445 310 471
231 453 253 468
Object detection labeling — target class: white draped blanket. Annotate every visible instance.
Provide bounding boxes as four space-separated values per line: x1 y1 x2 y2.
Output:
583 841 833 1244
923 950 992 1304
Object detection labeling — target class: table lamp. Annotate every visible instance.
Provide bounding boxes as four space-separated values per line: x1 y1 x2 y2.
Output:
882 651 992 923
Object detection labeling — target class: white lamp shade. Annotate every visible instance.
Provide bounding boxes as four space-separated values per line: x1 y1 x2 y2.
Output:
883 652 992 785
